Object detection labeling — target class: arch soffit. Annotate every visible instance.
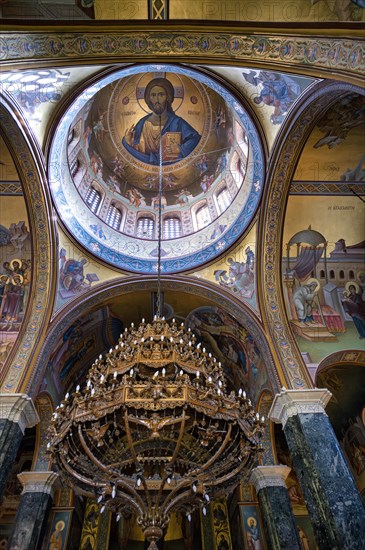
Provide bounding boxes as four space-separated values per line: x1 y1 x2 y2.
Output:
259 80 365 390
29 275 281 397
0 92 56 394
0 27 363 85
315 349 365 383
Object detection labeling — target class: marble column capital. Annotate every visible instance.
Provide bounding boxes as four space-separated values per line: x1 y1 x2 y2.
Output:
17 471 60 499
269 388 332 428
249 465 291 492
0 393 39 433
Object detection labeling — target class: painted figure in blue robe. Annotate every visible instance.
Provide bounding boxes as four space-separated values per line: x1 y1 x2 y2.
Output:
122 77 201 165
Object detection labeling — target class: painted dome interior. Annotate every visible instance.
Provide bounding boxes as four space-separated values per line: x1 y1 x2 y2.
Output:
50 65 264 273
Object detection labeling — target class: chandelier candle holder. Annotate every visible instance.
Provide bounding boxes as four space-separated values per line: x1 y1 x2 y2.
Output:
48 317 265 549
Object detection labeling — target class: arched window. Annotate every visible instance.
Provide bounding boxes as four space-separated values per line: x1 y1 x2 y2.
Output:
163 217 181 239
137 217 154 239
70 157 80 178
329 270 335 279
339 270 345 280
349 270 355 279
319 270 325 279
216 187 231 214
85 187 101 213
196 205 211 230
67 128 75 146
106 204 122 230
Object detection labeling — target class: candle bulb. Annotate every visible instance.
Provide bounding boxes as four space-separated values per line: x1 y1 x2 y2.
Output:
65 392 69 400
261 415 265 423
113 371 117 379
196 371 200 378
162 368 166 376
112 485 116 498
76 385 80 392
116 514 121 522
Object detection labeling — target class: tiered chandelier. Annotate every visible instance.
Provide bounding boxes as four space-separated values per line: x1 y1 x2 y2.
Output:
48 116 265 549
48 318 264 547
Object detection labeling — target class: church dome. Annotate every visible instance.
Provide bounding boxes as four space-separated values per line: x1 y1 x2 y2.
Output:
49 64 265 273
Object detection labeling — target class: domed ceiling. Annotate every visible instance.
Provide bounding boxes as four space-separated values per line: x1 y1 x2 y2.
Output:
49 65 264 273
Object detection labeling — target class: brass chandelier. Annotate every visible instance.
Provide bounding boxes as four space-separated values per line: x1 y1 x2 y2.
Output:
48 317 265 547
48 116 265 549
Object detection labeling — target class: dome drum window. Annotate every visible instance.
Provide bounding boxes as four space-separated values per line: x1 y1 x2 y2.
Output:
137 217 155 239
85 187 102 214
106 204 122 230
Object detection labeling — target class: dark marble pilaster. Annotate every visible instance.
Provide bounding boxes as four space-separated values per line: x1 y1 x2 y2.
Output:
0 419 23 501
0 394 39 502
250 465 301 550
270 389 365 550
6 471 59 550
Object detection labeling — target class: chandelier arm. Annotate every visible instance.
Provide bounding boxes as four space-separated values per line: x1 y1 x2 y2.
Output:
188 423 233 477
77 426 145 510
155 410 188 508
123 410 152 509
159 477 192 513
59 453 106 490
164 489 204 518
205 456 255 488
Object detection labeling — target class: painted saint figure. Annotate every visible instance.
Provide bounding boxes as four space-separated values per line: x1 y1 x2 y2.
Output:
293 280 318 323
246 517 263 550
341 283 365 339
123 77 201 165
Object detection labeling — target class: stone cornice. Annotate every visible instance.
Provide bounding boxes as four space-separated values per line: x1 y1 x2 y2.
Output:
17 471 60 498
249 465 291 492
0 394 39 433
269 388 332 428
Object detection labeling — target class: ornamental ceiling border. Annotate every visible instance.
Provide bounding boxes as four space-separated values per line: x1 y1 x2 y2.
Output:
0 27 363 83
0 92 56 394
28 275 281 397
259 80 365 391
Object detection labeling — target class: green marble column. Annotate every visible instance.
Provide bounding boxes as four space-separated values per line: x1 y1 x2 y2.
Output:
270 389 365 550
0 393 39 502
6 471 60 550
249 465 302 550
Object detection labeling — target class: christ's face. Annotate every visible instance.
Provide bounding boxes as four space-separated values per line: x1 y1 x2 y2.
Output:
149 86 168 114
